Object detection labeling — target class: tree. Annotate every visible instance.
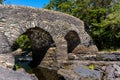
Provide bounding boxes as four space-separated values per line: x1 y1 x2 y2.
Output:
44 0 113 30
91 0 120 50
44 0 114 50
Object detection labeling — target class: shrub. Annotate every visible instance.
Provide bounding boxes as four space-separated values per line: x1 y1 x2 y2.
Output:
12 35 31 52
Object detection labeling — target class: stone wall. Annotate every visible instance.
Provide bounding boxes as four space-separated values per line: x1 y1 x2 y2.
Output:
0 5 97 64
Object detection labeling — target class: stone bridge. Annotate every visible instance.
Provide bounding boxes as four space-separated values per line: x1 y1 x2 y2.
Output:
0 5 97 67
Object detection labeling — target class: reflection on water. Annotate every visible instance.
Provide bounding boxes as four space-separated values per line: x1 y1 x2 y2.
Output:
14 55 65 80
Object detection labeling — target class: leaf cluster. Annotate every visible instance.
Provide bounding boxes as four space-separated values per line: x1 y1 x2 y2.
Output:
12 35 31 51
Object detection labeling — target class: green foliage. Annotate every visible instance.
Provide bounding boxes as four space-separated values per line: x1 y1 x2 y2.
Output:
12 35 31 51
13 64 21 70
44 0 111 26
88 64 94 70
91 0 120 50
45 0 120 50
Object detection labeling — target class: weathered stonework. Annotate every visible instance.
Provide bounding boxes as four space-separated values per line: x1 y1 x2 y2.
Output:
0 5 97 66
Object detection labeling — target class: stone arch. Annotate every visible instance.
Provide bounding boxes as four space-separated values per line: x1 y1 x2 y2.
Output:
64 30 81 53
10 26 57 68
11 25 68 67
0 5 97 66
1 20 69 67
19 27 56 67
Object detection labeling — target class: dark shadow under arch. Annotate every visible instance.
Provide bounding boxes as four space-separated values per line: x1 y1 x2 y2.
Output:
27 27 56 68
65 31 81 53
13 27 56 68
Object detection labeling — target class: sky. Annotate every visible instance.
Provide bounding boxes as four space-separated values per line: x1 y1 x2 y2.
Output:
3 0 50 8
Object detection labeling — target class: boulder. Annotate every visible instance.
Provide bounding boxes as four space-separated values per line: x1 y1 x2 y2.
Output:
58 69 79 80
32 60 120 80
72 45 89 54
72 45 98 54
58 64 102 80
88 45 98 53
73 66 102 80
33 66 62 80
0 66 38 80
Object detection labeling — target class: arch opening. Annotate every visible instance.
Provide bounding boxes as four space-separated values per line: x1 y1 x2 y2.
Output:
12 27 56 68
65 31 81 53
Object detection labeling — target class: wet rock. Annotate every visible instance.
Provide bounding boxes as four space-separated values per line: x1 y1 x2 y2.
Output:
0 66 38 80
17 56 32 62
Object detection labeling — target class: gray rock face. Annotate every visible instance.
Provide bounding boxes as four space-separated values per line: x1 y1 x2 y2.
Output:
58 65 102 80
73 66 102 80
113 64 120 77
0 66 38 80
56 61 120 80
0 5 97 64
103 64 120 80
0 54 14 69
105 65 115 80
0 33 11 53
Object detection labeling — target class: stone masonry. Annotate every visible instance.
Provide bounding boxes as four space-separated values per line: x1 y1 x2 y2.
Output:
0 5 97 64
